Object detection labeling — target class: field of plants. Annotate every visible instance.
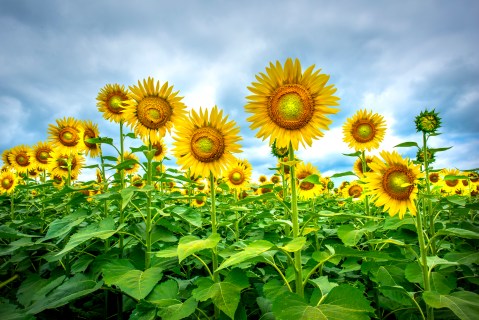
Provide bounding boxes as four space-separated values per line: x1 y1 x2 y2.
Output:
0 58 478 320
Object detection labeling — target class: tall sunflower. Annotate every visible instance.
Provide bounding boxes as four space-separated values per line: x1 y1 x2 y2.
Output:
8 145 33 174
245 58 339 150
224 158 252 191
29 141 53 171
47 151 85 179
124 77 187 141
343 109 386 151
97 83 129 123
364 150 422 219
172 106 242 178
81 120 101 158
0 170 17 194
117 151 140 175
48 117 85 154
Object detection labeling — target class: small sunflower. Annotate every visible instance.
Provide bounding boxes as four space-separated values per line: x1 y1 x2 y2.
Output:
296 162 319 180
258 175 268 184
0 170 18 194
415 109 441 134
191 195 207 208
271 175 281 185
8 145 33 174
466 171 479 185
440 168 461 194
342 180 364 200
364 150 422 219
257 183 273 195
353 156 374 178
97 83 129 123
124 77 187 141
2 149 14 168
131 175 145 188
48 117 85 154
416 147 435 164
50 174 65 189
29 141 53 171
118 151 140 175
271 139 289 158
172 106 242 178
81 120 101 158
245 58 340 150
343 109 386 151
47 151 85 179
224 158 252 191
144 137 167 162
297 179 323 200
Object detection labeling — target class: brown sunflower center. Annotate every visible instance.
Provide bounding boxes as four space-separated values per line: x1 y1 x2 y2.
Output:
271 176 280 184
382 166 414 200
108 95 125 113
348 185 363 198
59 127 80 147
16 152 30 167
57 156 77 171
259 176 267 183
469 174 479 183
2 178 13 189
191 127 225 163
429 173 439 183
300 181 315 191
445 179 458 188
352 120 376 143
83 129 97 148
36 149 51 164
137 96 172 130
268 84 314 130
229 170 244 185
297 171 312 180
153 143 163 157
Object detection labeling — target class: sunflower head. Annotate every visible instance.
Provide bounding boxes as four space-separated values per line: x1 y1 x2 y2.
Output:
245 58 339 150
416 147 435 164
0 170 18 194
97 83 129 123
225 159 252 191
342 180 364 200
48 117 85 154
343 109 386 151
29 141 53 171
48 151 85 179
191 196 207 208
81 120 101 158
8 145 33 174
271 139 289 158
415 109 441 134
172 106 242 178
428 172 441 185
118 152 140 175
353 156 374 178
144 137 167 162
2 149 14 168
131 175 145 188
440 168 461 194
271 175 281 185
467 171 479 184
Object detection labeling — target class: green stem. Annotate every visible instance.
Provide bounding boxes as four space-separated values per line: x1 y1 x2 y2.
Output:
361 151 371 216
234 189 240 242
209 172 220 319
422 132 436 255
10 191 14 220
415 201 432 320
119 121 125 258
281 162 291 236
145 141 154 269
289 142 303 297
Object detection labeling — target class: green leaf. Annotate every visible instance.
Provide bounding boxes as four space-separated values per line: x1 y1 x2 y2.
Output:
405 263 423 284
445 195 466 206
436 228 479 239
428 146 452 153
443 252 479 265
171 206 202 228
115 158 140 171
394 141 419 148
0 225 36 239
129 300 157 320
155 246 178 258
193 278 242 319
375 266 413 306
147 280 178 305
427 256 458 270
431 272 456 294
224 268 250 290
423 291 479 320
330 171 356 178
56 217 124 256
280 237 306 252
102 260 163 300
156 297 198 320
337 224 365 246
17 274 66 308
217 240 274 271
302 174 321 184
308 276 338 297
342 151 362 157
177 233 221 263
40 209 88 243
0 302 35 320
26 274 103 315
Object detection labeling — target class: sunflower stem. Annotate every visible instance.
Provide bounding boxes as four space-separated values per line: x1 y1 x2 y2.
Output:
361 151 371 216
10 191 15 220
119 120 125 258
145 141 154 270
289 142 304 297
281 162 291 236
209 172 220 318
422 132 436 255
234 188 240 242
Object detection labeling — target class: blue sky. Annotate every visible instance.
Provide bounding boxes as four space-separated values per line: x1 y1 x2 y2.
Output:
1 0 478 182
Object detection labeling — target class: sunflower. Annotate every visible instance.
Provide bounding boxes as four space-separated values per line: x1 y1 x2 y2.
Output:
258 175 268 184
245 58 340 150
48 117 85 154
50 174 65 189
415 109 441 134
270 175 281 185
428 172 441 185
118 151 140 175
271 139 289 158
144 137 167 162
124 77 187 141
97 83 129 123
342 180 364 200
224 158 252 191
191 195 207 208
81 120 101 158
416 147 435 164
0 170 18 194
466 171 479 185
2 149 14 168
29 141 53 171
47 151 85 179
364 151 422 219
439 168 461 194
172 106 242 178
343 109 386 151
131 175 145 188
8 145 33 174
257 183 273 195
297 179 323 200
353 156 374 178
296 162 319 180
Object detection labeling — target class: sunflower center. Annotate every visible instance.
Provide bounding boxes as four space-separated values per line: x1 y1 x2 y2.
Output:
16 153 30 166
268 84 314 130
84 129 97 148
109 95 124 113
382 166 414 200
348 185 363 198
2 178 12 189
352 120 376 143
153 143 163 157
37 150 50 164
137 96 172 130
300 181 315 191
230 171 243 184
191 127 225 163
429 173 439 183
445 179 458 188
59 128 80 147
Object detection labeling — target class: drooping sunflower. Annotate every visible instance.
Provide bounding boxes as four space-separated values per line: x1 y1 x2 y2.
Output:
353 156 374 178
439 168 461 194
81 120 101 158
364 150 422 219
29 141 53 171
144 137 167 162
172 106 242 178
47 151 85 179
342 180 365 200
118 151 140 175
97 83 129 123
124 77 187 141
48 117 85 154
224 158 252 191
8 145 33 174
2 149 14 168
245 58 340 150
0 170 18 194
343 109 386 151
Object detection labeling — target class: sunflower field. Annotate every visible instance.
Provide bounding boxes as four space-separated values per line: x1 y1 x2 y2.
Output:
1 58 478 320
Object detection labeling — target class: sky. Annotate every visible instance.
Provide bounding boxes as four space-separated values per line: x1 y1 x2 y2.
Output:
1 0 478 183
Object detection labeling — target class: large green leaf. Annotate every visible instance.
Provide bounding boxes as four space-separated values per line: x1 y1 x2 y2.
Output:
217 240 274 271
279 237 306 252
177 233 221 263
0 302 35 320
102 259 163 300
436 228 479 239
147 280 179 307
443 252 479 265
0 225 37 239
17 274 66 308
156 297 198 320
171 206 202 228
337 225 365 246
423 291 479 320
39 209 88 243
192 278 242 319
129 301 157 320
26 274 103 315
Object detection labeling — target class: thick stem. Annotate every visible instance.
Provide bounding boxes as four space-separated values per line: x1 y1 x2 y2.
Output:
209 172 220 319
289 142 304 297
361 151 371 216
234 189 240 242
145 142 153 269
119 121 125 257
415 203 432 320
422 132 436 255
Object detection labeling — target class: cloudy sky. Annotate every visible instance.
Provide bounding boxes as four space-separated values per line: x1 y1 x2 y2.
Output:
1 0 478 182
